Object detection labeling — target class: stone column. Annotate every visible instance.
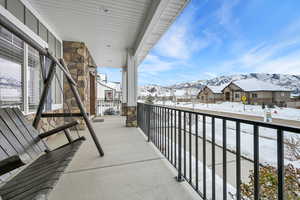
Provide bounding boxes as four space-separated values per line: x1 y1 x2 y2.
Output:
126 50 138 127
121 67 127 116
63 41 96 129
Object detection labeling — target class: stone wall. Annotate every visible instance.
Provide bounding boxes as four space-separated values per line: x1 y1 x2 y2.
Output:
126 106 137 127
63 41 97 129
25 109 64 133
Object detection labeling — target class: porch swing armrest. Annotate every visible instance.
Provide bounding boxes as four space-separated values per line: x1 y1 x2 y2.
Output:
39 121 79 139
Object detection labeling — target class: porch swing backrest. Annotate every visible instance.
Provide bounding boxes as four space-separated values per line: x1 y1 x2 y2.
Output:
0 107 48 180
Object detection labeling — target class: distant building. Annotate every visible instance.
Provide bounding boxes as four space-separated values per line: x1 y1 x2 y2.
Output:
197 85 225 103
222 79 292 106
96 74 121 101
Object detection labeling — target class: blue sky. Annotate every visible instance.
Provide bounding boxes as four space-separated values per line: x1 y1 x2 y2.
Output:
100 0 300 86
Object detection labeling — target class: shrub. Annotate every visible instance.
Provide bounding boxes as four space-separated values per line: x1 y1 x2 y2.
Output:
145 95 155 104
284 136 300 161
240 164 300 199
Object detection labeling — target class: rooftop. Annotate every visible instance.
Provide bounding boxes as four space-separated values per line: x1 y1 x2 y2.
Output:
232 78 292 92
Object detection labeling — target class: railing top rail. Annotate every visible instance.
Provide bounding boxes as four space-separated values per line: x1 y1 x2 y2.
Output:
138 102 300 134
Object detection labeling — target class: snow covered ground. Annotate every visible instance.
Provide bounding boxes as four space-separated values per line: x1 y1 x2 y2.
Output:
149 102 300 168
157 101 300 121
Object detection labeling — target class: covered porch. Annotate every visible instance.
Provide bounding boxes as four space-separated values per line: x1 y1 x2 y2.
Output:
47 116 200 200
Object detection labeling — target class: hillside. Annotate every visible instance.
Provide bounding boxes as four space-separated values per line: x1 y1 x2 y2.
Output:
139 73 300 97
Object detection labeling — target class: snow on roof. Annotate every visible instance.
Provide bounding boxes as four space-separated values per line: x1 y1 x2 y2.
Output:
98 81 121 91
106 82 121 92
174 89 185 96
207 85 225 94
232 79 291 92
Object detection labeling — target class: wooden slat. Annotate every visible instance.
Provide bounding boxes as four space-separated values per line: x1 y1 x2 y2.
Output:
4 108 41 154
0 118 25 155
0 131 17 157
12 108 47 151
0 109 36 159
0 140 83 200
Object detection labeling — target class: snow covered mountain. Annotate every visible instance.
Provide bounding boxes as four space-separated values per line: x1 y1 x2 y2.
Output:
139 73 300 97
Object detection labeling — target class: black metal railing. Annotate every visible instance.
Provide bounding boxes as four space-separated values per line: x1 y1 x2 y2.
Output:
137 103 300 200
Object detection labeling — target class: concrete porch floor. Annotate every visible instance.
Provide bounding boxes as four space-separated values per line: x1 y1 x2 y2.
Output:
47 116 201 200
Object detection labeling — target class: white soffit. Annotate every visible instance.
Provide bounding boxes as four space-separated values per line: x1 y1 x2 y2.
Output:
135 0 189 65
27 0 189 68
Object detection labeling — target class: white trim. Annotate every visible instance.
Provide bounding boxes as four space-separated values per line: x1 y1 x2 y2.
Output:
20 0 62 43
121 68 127 103
134 0 164 57
0 5 48 49
127 50 137 106
23 43 29 113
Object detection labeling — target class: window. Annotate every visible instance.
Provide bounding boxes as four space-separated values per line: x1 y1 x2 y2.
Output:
0 25 63 113
28 46 42 112
7 0 25 23
25 9 38 34
38 22 48 42
0 0 5 7
252 93 258 98
235 93 240 99
52 68 63 105
56 39 62 58
48 32 55 55
0 26 24 109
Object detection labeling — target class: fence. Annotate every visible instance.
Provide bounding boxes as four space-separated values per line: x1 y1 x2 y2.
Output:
96 99 121 116
137 103 300 200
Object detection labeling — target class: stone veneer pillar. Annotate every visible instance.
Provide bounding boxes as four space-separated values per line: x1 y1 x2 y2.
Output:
126 106 137 127
63 41 97 130
121 103 127 116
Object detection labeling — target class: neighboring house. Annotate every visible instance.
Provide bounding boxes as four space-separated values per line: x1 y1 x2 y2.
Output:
197 85 225 103
97 80 121 101
222 79 292 106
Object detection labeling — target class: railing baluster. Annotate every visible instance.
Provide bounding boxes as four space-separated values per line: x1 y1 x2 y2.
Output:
164 107 167 156
184 112 187 178
171 109 173 164
159 107 162 151
212 117 216 200
175 110 177 168
236 121 241 200
203 115 207 199
189 113 192 184
168 108 170 160
223 119 227 200
254 125 259 200
147 105 150 142
277 129 284 200
155 106 157 146
177 110 183 181
195 114 199 191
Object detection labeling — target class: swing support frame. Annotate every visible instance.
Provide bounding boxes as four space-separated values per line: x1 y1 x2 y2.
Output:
0 13 104 156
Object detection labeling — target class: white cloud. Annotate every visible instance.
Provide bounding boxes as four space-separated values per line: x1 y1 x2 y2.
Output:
139 54 175 75
215 0 241 38
217 37 300 75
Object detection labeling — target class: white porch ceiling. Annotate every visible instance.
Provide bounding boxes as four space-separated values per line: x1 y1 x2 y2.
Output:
27 0 189 68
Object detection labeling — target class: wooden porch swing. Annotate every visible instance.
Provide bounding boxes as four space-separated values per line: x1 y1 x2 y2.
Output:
0 8 104 200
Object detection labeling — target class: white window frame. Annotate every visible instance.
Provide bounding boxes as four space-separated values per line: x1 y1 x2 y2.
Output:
23 44 64 115
1 4 64 115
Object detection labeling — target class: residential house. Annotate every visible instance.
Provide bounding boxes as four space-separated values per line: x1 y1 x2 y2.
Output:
197 85 225 103
97 79 121 101
222 79 292 106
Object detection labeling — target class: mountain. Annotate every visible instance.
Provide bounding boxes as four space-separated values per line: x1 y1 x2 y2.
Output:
139 73 300 97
